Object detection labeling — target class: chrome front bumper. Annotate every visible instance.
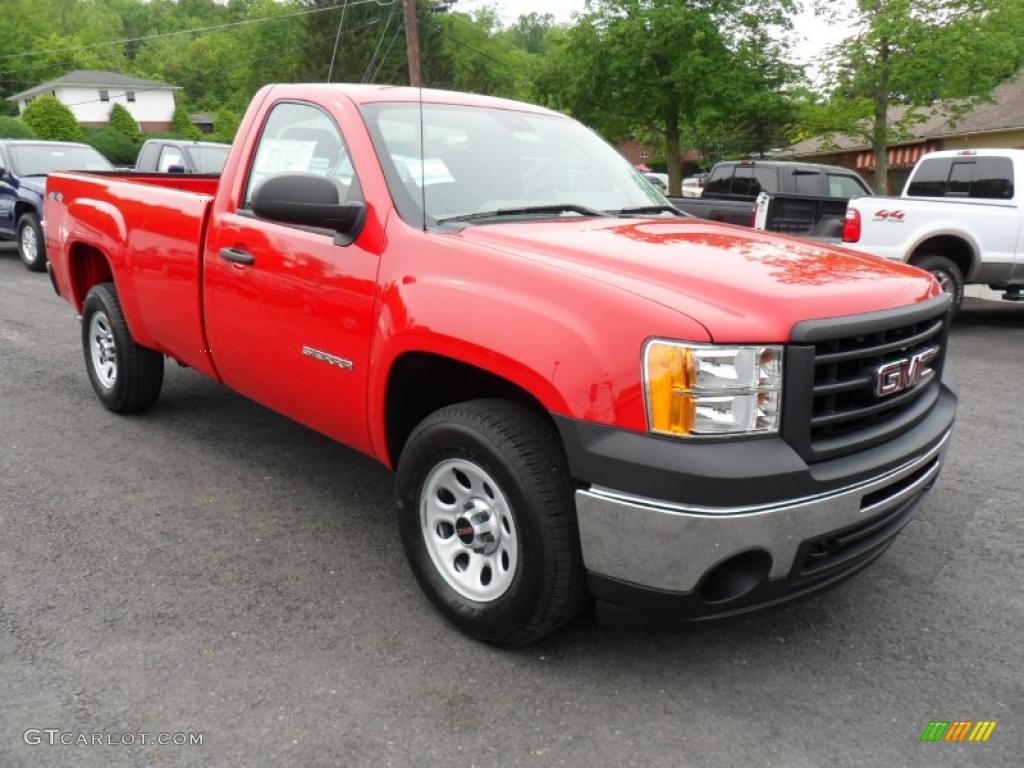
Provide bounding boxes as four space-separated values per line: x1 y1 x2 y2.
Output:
575 430 951 595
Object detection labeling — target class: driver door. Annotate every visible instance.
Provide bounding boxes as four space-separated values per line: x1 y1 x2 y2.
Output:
203 101 380 453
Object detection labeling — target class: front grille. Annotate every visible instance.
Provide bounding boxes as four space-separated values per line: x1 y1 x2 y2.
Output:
784 298 950 461
790 456 939 583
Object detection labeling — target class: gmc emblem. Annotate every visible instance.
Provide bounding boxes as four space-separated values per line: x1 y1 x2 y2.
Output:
875 346 939 397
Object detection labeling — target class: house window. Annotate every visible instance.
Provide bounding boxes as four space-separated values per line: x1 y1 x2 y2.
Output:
99 90 109 102
639 150 650 159
127 91 136 102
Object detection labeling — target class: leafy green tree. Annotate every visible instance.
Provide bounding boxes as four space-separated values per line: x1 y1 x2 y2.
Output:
208 108 241 144
813 0 1024 192
535 0 797 194
108 102 142 142
81 126 139 165
21 95 81 141
0 117 37 139
172 104 202 140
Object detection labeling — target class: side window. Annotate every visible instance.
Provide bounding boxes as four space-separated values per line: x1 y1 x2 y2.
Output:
158 146 184 172
753 167 777 194
907 158 953 196
704 165 733 195
137 143 160 170
970 157 1014 199
731 166 759 197
793 171 822 195
947 162 975 196
827 174 869 198
245 101 361 208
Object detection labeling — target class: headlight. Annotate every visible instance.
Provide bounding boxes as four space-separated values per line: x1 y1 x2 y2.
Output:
644 340 783 437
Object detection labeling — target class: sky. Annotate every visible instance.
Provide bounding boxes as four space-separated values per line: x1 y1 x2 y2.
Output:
458 0 856 81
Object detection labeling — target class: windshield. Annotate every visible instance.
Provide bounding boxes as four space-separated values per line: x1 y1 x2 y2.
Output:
191 144 230 174
10 144 112 176
360 103 668 227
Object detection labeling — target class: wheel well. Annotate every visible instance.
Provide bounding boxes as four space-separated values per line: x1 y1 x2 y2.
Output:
910 236 974 280
69 243 113 311
14 201 34 223
384 352 553 466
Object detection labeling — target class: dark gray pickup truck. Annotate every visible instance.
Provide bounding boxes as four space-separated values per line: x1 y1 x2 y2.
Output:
672 160 872 226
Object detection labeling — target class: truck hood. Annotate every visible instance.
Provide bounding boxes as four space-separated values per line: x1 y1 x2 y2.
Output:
453 217 938 343
15 176 46 196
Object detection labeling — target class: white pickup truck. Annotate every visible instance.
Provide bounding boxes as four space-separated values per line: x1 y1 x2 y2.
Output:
839 149 1024 308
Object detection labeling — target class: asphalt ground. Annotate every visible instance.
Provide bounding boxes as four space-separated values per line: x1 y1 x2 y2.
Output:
1 245 1022 767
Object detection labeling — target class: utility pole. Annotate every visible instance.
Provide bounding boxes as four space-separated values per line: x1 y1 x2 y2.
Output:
403 0 422 86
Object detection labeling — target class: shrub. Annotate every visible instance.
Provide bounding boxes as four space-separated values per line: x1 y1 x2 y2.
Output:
21 96 81 141
208 108 240 144
172 105 201 140
108 103 142 143
0 116 36 139
81 127 140 166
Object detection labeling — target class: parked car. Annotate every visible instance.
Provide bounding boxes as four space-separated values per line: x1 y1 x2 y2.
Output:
0 140 113 271
44 84 956 644
840 149 1024 308
673 160 873 225
680 172 708 197
134 139 231 174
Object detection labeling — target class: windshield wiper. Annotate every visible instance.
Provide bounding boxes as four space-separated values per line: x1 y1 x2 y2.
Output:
436 204 608 225
608 205 687 217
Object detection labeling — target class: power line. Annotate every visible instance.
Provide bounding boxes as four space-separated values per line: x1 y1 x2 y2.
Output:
362 3 400 83
327 0 351 84
367 27 405 83
0 0 396 64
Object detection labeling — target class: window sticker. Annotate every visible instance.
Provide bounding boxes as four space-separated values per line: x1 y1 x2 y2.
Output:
255 139 317 175
393 155 455 187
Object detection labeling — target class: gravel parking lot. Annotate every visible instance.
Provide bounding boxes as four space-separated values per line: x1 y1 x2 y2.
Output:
1 245 1021 767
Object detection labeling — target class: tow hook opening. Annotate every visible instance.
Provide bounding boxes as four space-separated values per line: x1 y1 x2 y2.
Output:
698 549 773 604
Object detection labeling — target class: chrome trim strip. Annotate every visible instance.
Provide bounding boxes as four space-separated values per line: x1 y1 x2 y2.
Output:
585 429 951 518
860 455 941 516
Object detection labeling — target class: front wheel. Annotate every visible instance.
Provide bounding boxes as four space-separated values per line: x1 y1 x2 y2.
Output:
912 253 964 312
17 212 46 272
395 399 586 645
82 282 164 413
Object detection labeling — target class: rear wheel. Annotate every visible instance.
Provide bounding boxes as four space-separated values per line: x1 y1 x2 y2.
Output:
912 253 964 312
395 399 586 645
82 282 164 413
17 212 46 272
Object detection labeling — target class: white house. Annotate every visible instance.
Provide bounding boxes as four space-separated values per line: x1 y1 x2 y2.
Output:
8 70 181 132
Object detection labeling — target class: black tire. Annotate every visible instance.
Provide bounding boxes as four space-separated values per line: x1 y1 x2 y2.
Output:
395 399 586 645
82 282 164 413
17 212 46 272
912 253 965 312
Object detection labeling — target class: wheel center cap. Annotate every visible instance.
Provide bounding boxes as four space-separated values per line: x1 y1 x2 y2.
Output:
455 516 475 545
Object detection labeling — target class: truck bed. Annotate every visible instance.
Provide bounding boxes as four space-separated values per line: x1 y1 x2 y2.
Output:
44 171 219 377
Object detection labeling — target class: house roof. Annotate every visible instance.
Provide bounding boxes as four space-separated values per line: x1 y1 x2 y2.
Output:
789 73 1024 157
189 113 215 123
7 70 180 101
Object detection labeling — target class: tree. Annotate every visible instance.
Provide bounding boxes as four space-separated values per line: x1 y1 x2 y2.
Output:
172 104 202 140
21 95 81 141
534 0 798 195
814 0 1024 192
0 117 37 139
81 126 139 165
108 102 142 142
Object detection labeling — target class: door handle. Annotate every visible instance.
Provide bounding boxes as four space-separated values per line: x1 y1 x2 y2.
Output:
219 247 255 266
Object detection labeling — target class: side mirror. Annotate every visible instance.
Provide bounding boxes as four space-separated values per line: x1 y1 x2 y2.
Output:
251 172 366 246
167 164 186 174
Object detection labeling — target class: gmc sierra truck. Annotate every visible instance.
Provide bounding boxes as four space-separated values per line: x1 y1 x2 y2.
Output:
44 84 957 645
841 149 1024 308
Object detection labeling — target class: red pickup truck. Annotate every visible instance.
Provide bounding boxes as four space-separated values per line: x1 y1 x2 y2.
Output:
44 84 957 644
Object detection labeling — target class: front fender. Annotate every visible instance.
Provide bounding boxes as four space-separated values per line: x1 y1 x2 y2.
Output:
366 218 709 461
